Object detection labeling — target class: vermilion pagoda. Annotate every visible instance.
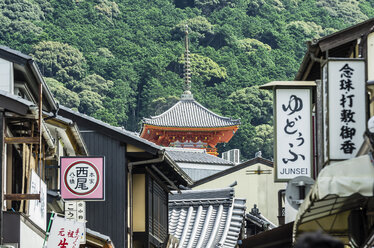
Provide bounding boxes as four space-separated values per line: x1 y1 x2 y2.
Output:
140 26 240 156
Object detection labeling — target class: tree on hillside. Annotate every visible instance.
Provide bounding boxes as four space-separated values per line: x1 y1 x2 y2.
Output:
44 77 80 109
178 53 227 83
74 74 114 95
195 0 238 14
224 86 273 126
220 86 273 159
31 41 87 84
173 16 215 43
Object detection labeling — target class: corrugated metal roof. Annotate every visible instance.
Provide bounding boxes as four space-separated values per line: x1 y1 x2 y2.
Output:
166 150 234 165
143 99 240 128
169 188 246 248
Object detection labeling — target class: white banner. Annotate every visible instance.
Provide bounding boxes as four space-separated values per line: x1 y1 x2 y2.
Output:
276 88 312 180
328 60 365 160
28 170 47 230
47 216 85 248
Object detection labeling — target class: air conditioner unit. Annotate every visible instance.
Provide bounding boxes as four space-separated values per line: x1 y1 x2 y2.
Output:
222 149 240 164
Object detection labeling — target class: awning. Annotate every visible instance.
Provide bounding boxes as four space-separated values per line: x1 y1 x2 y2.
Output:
293 155 374 244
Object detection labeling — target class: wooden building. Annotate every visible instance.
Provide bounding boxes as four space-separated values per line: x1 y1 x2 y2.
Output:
291 18 374 246
140 28 239 156
59 106 193 248
0 46 88 247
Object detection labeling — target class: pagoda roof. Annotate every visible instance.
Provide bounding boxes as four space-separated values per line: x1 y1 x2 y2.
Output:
142 98 240 128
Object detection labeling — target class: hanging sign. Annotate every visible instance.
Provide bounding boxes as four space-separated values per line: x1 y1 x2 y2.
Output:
47 216 85 248
326 60 365 160
275 88 312 181
28 170 47 230
60 157 105 201
65 201 86 222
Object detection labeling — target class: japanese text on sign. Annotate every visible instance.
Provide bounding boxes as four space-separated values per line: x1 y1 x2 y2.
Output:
327 60 365 160
47 216 85 248
276 89 312 181
339 64 356 154
60 157 105 200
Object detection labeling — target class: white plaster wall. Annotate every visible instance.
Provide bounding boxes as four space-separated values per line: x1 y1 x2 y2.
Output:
0 58 13 93
20 221 44 248
194 162 286 225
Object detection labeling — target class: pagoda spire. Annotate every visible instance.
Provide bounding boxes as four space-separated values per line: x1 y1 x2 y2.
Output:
181 25 193 100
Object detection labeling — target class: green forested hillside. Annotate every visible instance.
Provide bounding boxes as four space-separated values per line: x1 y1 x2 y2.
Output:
2 0 374 159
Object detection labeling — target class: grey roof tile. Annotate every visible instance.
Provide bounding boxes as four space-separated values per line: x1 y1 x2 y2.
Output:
143 99 240 128
169 188 246 248
166 150 234 165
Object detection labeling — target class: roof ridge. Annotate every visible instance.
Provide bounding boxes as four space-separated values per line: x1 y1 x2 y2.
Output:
144 100 183 120
190 99 240 122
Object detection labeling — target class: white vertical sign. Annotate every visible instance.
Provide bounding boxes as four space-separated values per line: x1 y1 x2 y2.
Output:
47 216 85 248
328 60 365 160
276 88 312 181
28 170 47 230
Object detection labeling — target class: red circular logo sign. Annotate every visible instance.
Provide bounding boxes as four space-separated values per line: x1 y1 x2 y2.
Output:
64 161 100 196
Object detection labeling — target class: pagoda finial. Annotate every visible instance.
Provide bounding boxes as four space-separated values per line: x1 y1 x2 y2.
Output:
181 24 193 100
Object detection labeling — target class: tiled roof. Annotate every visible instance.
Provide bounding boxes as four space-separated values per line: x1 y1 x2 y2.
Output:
143 99 240 128
169 188 246 248
166 149 234 165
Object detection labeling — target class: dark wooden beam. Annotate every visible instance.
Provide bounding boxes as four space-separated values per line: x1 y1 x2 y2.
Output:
4 194 40 201
4 136 40 144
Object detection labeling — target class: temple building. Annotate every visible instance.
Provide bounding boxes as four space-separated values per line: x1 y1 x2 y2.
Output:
140 27 240 156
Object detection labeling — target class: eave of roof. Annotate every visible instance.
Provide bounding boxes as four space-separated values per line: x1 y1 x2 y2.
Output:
260 81 316 89
314 18 374 52
142 98 240 128
0 89 35 115
192 157 273 187
164 152 194 186
295 18 374 80
0 46 58 112
58 106 162 155
241 222 293 248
